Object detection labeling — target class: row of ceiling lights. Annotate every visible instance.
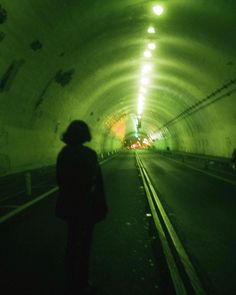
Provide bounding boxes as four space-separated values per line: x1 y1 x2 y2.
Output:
136 4 164 128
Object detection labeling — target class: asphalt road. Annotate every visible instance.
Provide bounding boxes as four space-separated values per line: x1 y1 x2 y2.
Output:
0 152 171 295
139 150 236 295
0 150 235 294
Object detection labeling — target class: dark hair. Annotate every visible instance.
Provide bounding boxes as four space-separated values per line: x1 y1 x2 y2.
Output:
62 120 91 145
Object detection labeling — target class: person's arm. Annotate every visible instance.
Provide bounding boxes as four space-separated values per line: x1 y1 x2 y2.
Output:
92 159 108 223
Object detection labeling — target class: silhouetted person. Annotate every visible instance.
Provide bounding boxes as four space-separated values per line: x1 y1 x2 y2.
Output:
56 120 108 294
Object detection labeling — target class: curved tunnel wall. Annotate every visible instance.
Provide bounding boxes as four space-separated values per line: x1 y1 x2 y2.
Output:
0 1 235 175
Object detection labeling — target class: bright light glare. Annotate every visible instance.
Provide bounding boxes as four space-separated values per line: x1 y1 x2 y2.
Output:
151 131 163 140
148 43 156 50
153 5 164 16
142 64 152 74
138 100 144 115
143 138 149 145
144 50 152 58
140 87 147 94
138 94 145 101
141 77 149 85
147 27 155 34
138 101 144 107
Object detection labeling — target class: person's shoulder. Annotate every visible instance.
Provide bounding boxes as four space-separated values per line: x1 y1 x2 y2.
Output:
57 146 67 156
83 146 97 157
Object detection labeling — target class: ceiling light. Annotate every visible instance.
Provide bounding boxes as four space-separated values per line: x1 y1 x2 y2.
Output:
138 101 144 115
148 43 156 50
153 5 164 16
138 94 145 101
142 64 152 74
147 27 156 34
141 77 149 85
140 87 147 94
144 50 152 58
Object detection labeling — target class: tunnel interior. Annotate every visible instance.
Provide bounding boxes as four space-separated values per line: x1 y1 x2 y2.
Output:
0 0 236 175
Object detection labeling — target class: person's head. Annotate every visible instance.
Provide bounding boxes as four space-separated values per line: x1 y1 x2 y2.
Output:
62 120 91 145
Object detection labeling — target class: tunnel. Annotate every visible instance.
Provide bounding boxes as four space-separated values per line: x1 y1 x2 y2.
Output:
0 1 236 294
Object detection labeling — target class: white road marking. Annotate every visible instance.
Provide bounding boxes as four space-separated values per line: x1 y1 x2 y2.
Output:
137 153 206 295
136 154 187 295
0 187 59 224
159 154 236 186
0 154 117 224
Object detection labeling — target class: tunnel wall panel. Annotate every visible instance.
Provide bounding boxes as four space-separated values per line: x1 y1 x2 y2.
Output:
0 123 122 176
154 93 236 157
0 0 235 174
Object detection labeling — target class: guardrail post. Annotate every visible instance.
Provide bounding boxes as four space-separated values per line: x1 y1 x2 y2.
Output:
204 160 209 169
25 172 32 196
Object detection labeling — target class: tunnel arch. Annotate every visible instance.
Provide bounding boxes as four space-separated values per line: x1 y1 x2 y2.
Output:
0 0 235 175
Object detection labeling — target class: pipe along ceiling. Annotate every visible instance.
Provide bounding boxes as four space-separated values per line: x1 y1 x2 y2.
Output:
0 0 235 174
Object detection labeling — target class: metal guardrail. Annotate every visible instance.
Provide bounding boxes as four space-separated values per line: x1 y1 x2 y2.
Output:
98 150 118 161
136 152 206 295
156 150 232 170
0 150 118 200
0 150 119 224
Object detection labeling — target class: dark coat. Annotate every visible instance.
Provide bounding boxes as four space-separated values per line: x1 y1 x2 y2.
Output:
56 144 107 223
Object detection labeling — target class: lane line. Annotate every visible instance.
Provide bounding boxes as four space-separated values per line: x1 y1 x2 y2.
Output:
158 154 236 186
0 187 59 224
137 153 206 295
99 154 117 164
0 155 117 225
136 154 187 295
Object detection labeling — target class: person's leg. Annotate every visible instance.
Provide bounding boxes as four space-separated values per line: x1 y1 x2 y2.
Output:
66 220 79 292
77 222 94 287
66 220 94 292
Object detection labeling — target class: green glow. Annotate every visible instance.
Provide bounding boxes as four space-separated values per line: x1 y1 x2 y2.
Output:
147 27 156 34
0 0 235 175
153 5 164 16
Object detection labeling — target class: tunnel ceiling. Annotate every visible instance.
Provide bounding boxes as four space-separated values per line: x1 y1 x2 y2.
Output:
0 0 236 171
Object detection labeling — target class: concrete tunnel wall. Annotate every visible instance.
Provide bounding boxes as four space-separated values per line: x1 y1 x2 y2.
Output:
0 1 235 176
